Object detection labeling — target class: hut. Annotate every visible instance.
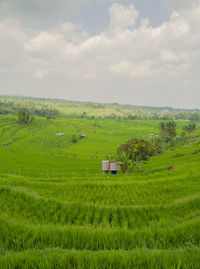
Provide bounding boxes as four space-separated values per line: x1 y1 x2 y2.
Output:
80 134 86 139
110 161 120 174
102 160 120 174
56 133 64 136
102 160 110 174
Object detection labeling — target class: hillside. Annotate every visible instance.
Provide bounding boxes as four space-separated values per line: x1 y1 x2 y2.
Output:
0 114 200 268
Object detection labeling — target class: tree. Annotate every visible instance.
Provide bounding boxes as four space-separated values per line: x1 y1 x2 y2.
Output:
46 107 60 119
117 138 156 172
159 121 177 144
189 113 200 122
17 111 33 124
183 123 196 135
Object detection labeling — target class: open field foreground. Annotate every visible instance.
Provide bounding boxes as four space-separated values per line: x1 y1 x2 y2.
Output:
0 115 200 268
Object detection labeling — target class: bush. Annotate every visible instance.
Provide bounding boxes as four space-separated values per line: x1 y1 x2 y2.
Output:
17 111 33 124
72 135 78 144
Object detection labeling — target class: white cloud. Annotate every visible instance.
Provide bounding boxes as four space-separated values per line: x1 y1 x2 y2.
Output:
0 3 200 108
0 21 27 72
160 50 179 62
110 60 154 78
109 3 138 31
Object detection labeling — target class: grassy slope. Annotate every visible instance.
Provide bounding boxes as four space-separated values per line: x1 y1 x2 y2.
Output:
0 115 200 268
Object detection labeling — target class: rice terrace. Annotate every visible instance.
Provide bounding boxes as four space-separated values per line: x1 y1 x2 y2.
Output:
0 96 199 268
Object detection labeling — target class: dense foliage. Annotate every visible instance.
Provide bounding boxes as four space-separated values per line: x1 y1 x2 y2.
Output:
118 138 156 172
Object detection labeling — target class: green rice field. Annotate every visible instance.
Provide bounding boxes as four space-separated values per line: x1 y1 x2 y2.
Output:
0 115 200 268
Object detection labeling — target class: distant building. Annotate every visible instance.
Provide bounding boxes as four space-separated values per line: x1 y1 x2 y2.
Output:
80 134 86 139
56 133 65 136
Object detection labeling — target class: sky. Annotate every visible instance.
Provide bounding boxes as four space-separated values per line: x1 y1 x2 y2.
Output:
0 0 200 109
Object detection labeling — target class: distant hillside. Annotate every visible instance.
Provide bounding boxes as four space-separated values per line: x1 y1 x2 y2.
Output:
0 95 200 121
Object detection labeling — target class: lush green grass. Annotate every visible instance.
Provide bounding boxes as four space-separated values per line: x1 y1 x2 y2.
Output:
0 115 200 268
1 248 200 269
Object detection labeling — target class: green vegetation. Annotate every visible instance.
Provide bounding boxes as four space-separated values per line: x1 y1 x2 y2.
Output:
160 121 177 144
183 123 196 135
0 96 200 268
117 138 156 172
17 110 34 124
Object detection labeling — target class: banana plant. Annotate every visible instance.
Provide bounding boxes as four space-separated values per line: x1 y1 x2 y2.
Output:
117 150 135 173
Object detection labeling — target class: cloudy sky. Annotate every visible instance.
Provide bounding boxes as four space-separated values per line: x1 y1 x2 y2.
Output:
0 0 200 109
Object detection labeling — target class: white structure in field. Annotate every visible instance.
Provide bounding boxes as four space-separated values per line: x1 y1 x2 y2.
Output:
110 161 120 172
56 133 65 136
80 134 86 139
102 160 120 174
102 160 110 174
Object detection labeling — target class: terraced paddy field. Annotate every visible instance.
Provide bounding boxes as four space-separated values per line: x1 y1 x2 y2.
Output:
0 115 200 268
